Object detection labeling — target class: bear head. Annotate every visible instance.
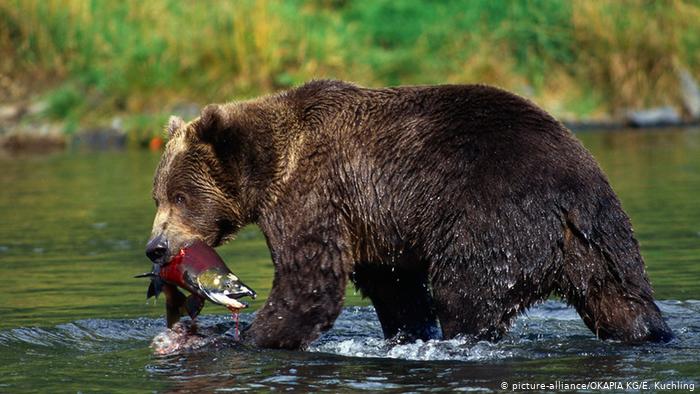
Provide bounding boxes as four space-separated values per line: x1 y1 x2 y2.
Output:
145 104 273 264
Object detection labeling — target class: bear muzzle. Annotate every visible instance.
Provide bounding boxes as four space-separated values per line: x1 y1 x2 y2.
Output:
145 234 169 265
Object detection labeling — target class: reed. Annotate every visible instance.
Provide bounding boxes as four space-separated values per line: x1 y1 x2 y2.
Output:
1 0 698 140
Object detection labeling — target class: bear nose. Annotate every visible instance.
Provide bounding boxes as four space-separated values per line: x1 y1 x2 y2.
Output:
146 235 169 264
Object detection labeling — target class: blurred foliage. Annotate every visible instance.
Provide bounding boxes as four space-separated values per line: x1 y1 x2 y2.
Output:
1 0 700 142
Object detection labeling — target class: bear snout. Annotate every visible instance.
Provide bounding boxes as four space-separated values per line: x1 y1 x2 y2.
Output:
145 234 169 264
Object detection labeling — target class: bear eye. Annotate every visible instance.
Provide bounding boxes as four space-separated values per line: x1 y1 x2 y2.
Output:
174 193 187 205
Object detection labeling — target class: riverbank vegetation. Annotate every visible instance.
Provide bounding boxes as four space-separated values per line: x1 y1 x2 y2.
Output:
1 0 699 145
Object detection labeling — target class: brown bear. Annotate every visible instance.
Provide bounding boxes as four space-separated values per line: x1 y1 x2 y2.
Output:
146 80 673 349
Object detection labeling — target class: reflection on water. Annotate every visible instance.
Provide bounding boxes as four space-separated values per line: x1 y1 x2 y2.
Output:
1 128 699 391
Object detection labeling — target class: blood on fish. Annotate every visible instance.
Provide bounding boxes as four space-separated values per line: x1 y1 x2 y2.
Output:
227 306 241 339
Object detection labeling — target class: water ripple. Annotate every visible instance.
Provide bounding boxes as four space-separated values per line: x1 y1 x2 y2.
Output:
1 300 696 366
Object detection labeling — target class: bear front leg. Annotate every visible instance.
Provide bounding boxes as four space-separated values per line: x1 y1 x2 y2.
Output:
245 225 350 349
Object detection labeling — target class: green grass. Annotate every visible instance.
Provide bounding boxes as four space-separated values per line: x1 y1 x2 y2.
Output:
1 0 699 144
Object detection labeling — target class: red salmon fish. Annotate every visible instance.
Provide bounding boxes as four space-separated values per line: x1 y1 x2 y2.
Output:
136 239 255 327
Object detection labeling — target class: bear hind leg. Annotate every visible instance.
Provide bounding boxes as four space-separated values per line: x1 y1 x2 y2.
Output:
353 263 441 342
558 219 673 343
564 281 673 343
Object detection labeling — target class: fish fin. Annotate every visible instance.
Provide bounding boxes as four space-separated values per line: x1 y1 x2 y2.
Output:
164 284 187 328
146 277 164 299
183 271 197 289
146 280 157 299
185 295 205 319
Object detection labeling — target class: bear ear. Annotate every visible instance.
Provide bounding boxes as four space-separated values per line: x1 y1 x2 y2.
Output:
166 115 186 138
196 104 228 144
195 104 243 159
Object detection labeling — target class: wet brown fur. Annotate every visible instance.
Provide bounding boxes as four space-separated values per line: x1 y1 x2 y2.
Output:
149 80 672 349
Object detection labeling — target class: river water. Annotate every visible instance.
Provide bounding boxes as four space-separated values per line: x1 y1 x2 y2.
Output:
1 128 699 392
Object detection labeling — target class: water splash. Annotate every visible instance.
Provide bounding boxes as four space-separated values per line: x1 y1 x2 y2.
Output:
311 337 515 361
